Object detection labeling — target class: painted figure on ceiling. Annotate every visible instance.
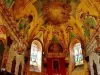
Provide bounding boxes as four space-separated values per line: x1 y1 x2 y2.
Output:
18 15 33 37
80 12 97 39
12 0 30 10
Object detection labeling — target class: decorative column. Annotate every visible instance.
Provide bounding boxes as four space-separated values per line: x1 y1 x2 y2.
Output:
6 39 27 75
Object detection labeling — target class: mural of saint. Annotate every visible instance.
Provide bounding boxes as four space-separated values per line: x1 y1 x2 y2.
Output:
80 12 96 39
18 15 33 37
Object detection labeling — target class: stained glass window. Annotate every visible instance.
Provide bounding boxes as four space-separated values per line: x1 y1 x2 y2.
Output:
30 40 42 72
74 43 83 66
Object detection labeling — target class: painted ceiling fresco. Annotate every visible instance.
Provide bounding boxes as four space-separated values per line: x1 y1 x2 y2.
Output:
0 0 99 54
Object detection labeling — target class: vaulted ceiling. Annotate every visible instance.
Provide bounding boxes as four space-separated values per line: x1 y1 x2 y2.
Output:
0 0 100 52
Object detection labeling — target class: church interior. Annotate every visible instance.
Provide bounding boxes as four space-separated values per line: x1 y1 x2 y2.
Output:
0 0 100 75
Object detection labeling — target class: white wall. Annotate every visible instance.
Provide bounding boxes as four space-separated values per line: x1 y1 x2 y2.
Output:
89 52 100 75
6 43 25 75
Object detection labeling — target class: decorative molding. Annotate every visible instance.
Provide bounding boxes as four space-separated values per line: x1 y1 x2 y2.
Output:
86 23 100 56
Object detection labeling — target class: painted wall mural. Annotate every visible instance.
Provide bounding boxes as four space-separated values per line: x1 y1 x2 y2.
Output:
0 25 6 40
18 15 33 37
0 0 100 75
80 12 97 39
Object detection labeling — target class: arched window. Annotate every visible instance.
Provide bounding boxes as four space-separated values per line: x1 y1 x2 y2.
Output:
74 43 83 66
30 39 42 72
70 38 84 70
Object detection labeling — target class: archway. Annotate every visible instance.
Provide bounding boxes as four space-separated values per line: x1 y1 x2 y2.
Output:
29 39 42 72
69 38 83 70
0 40 5 69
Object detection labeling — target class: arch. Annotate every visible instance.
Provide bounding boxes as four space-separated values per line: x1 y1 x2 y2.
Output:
69 38 83 69
0 40 5 69
30 39 42 72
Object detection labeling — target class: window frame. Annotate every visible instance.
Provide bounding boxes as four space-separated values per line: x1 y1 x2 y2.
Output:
29 39 43 72
69 38 84 70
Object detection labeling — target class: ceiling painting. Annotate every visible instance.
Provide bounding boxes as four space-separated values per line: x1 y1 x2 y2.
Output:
42 0 71 25
0 0 100 54
1 1 100 75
